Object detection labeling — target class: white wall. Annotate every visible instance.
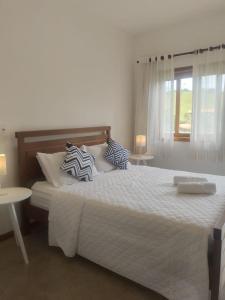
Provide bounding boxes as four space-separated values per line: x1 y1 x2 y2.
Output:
134 14 225 175
135 13 225 58
0 0 133 234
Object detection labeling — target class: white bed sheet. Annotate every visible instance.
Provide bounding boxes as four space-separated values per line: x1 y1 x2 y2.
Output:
31 166 225 300
32 166 225 227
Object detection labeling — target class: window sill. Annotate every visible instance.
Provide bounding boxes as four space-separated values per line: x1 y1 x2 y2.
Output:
174 134 190 142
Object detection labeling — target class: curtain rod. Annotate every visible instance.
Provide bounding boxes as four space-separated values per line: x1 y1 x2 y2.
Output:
136 43 225 64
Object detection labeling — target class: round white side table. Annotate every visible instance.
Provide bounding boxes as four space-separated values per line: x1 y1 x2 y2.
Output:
0 187 32 264
129 153 154 166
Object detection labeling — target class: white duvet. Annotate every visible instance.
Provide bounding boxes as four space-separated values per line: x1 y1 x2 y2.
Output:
33 166 225 300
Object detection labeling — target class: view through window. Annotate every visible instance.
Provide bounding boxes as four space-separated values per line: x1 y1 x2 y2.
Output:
167 66 225 141
174 67 193 141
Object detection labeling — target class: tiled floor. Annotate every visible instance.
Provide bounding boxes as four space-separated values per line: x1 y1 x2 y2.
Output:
0 229 166 300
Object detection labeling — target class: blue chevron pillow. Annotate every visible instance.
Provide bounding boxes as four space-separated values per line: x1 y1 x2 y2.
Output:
61 142 95 182
104 139 129 169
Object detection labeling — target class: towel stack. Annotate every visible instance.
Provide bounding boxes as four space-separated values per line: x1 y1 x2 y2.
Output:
174 176 216 195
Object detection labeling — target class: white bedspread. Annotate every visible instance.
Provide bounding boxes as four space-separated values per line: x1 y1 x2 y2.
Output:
42 166 225 300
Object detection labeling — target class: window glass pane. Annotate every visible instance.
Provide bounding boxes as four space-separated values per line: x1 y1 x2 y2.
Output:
179 77 192 133
173 80 177 133
165 80 176 132
222 74 225 92
200 75 217 134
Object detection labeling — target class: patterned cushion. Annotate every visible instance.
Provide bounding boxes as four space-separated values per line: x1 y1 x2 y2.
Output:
104 139 129 169
61 142 95 182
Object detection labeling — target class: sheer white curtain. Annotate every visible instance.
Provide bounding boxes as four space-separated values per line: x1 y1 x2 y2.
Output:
191 47 225 160
135 56 175 156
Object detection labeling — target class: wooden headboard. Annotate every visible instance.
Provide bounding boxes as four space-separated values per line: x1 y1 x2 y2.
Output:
15 126 111 186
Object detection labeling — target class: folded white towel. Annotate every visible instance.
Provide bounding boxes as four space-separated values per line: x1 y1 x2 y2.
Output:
177 182 216 195
173 176 208 185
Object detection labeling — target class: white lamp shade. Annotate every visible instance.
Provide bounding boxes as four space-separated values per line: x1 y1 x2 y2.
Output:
136 135 146 147
0 154 7 176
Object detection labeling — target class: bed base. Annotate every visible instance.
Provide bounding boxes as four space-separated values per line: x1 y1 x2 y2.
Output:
212 223 225 300
21 201 48 234
15 126 225 300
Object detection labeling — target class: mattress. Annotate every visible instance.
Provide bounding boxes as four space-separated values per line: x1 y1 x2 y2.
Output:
31 181 56 210
31 166 225 300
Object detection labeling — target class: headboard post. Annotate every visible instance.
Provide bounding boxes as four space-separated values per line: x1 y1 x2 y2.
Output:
15 126 111 186
15 134 27 186
106 127 111 140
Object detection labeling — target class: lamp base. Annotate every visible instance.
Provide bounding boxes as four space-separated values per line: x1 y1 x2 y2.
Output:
0 185 7 196
136 147 146 155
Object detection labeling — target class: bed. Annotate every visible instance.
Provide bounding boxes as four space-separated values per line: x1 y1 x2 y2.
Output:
15 126 225 300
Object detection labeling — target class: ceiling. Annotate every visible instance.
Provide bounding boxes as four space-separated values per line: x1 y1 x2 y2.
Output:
75 0 225 34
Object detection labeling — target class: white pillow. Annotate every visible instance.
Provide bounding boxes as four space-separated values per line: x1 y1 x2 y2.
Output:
81 144 115 172
37 151 99 187
37 152 76 187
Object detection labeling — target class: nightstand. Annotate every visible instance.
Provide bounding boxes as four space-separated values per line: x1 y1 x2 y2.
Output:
0 187 32 264
129 153 154 166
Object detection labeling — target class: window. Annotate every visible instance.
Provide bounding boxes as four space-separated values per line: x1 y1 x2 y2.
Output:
174 66 193 142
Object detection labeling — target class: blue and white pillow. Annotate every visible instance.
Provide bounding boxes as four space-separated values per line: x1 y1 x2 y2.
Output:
104 139 129 169
61 142 95 182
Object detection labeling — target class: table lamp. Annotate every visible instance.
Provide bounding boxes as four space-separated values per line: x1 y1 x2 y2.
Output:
0 154 7 195
136 135 146 154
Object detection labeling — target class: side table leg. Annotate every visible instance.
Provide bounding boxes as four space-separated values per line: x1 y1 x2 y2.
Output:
9 203 29 264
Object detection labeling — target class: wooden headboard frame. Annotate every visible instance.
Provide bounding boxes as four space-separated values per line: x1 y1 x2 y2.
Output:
15 126 111 186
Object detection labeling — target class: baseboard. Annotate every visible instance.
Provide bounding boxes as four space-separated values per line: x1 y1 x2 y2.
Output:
0 231 13 242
